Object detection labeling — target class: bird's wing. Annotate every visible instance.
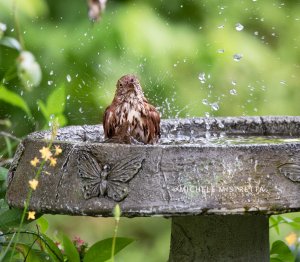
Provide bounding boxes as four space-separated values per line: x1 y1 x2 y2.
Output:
143 99 161 143
103 105 116 139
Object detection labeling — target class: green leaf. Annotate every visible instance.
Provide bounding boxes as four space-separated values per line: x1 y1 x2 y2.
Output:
40 233 64 262
36 217 49 234
270 240 294 262
269 216 280 234
0 232 16 261
0 207 24 231
0 86 31 116
0 167 7 199
37 100 48 118
83 237 134 262
46 85 66 115
37 86 67 127
63 234 80 262
0 37 22 51
15 243 50 262
0 167 8 181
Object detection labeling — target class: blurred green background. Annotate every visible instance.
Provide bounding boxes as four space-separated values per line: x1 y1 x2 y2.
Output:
1 0 300 261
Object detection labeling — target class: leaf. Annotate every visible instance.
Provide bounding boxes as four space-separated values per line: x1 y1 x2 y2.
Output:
0 207 24 231
37 100 49 119
0 232 16 261
16 243 50 262
270 240 294 262
63 234 80 262
83 237 134 262
270 216 280 235
0 167 8 181
37 86 67 127
36 216 49 234
40 233 64 262
0 167 7 199
46 85 66 115
0 86 31 116
0 37 22 51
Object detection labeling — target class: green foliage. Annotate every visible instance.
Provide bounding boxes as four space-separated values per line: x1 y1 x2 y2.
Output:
270 240 294 262
0 167 7 199
0 37 22 51
0 85 31 117
63 234 80 262
0 168 25 231
270 215 300 235
83 237 134 262
37 85 67 127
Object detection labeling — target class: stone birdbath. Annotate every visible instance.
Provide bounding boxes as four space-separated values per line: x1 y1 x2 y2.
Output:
6 116 300 261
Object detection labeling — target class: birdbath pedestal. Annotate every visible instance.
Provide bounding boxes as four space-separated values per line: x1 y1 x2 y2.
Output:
6 116 300 261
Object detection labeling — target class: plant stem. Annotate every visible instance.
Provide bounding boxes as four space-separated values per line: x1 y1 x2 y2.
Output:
111 219 120 262
9 142 53 261
12 0 25 50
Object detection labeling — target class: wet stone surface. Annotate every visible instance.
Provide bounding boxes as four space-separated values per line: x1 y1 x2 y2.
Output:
6 116 300 217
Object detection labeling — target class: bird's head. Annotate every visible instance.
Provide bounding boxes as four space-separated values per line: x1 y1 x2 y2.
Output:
115 74 144 99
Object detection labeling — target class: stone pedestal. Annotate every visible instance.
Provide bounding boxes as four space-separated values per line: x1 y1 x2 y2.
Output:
169 216 269 262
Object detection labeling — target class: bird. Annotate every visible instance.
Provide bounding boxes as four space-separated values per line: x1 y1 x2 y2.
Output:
103 74 160 144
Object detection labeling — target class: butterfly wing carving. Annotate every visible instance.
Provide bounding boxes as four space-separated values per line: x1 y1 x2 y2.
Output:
106 155 144 201
278 163 300 182
78 151 103 199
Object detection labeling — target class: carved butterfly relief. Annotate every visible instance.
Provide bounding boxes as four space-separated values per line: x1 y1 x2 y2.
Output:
77 151 144 201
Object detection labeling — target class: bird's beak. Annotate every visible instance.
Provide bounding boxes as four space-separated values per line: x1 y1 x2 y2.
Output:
128 83 135 89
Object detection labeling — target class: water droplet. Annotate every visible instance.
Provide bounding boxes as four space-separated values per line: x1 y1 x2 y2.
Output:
235 23 244 31
217 49 225 53
198 72 206 83
50 70 54 75
67 95 71 100
79 107 83 113
280 80 286 85
66 74 71 82
231 80 237 86
47 80 53 86
233 53 243 61
217 24 224 29
254 31 259 36
230 89 237 95
20 90 24 96
0 23 7 32
180 4 183 8
202 99 209 105
211 102 219 111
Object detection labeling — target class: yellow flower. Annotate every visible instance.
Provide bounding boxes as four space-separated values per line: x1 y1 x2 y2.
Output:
49 157 57 167
30 157 40 167
29 179 39 190
27 211 36 220
39 146 52 160
285 232 297 246
54 145 62 156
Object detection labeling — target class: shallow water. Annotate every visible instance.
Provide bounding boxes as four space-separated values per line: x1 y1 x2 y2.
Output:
159 134 300 146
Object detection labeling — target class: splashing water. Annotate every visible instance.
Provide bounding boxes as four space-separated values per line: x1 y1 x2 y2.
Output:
235 23 244 31
66 74 72 82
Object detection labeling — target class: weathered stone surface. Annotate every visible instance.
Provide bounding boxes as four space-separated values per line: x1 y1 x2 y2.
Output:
6 116 300 216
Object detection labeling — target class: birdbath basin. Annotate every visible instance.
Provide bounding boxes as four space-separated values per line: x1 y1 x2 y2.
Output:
6 116 300 261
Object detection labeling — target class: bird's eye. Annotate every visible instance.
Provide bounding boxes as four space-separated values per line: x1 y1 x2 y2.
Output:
119 83 123 87
130 78 134 83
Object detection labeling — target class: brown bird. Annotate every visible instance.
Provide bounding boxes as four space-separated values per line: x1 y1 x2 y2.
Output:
103 74 160 144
